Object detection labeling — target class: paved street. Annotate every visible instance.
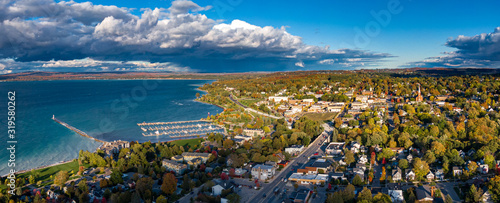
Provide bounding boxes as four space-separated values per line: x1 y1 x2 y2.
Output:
247 123 334 203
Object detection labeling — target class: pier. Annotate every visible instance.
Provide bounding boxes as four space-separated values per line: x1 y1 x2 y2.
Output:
137 120 225 138
52 115 107 143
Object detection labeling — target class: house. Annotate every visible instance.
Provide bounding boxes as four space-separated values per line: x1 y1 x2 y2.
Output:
416 186 434 202
212 181 233 196
171 155 184 162
292 189 311 203
353 168 365 180
388 190 404 203
479 164 489 174
453 166 463 176
325 142 345 155
358 155 368 164
251 164 276 180
426 171 434 181
392 167 402 181
162 159 187 174
182 152 211 163
331 173 347 181
407 154 413 163
288 173 329 185
406 169 415 181
285 145 304 156
186 158 203 168
389 147 405 155
349 141 361 153
243 128 265 137
435 169 444 180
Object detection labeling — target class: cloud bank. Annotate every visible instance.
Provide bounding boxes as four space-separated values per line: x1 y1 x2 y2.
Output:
404 27 500 68
0 0 391 73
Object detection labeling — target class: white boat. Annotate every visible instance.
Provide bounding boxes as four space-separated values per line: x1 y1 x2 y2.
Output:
155 130 159 135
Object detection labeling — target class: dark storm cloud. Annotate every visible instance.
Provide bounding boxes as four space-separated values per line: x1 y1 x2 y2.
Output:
0 0 391 73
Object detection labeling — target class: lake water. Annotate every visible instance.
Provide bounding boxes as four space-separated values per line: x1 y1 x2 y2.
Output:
0 80 222 175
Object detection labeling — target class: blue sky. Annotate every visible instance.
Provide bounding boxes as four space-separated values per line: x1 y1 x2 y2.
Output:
0 0 499 73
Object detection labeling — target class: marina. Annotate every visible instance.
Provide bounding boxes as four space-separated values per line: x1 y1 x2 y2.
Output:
138 120 225 137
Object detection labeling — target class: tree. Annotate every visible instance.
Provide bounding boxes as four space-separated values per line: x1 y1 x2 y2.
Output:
398 159 409 169
467 161 478 176
431 141 446 157
352 175 363 186
110 169 123 185
378 148 395 161
373 192 392 203
413 158 429 181
327 192 343 203
54 171 69 187
466 184 483 203
488 176 500 202
156 195 168 203
226 193 241 203
196 93 200 98
344 149 355 166
136 177 154 201
343 184 356 202
223 139 234 149
161 173 177 195
358 187 372 202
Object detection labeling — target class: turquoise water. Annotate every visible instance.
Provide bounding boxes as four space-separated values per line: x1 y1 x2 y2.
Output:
0 80 222 175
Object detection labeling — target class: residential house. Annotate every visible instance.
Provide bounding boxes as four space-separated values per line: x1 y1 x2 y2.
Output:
331 173 347 181
388 190 404 203
426 171 434 181
406 169 415 181
251 164 276 180
453 166 463 176
435 169 444 180
212 181 233 196
479 164 489 174
392 167 402 181
416 186 434 202
407 154 413 163
358 155 368 164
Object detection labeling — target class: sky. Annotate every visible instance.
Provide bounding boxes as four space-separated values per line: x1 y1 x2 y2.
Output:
0 0 499 74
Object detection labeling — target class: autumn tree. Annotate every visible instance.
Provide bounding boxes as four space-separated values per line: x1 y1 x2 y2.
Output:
358 187 372 202
413 158 429 181
161 173 177 195
344 149 355 166
54 171 69 187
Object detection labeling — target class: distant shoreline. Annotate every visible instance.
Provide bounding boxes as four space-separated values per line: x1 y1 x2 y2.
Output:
0 78 215 82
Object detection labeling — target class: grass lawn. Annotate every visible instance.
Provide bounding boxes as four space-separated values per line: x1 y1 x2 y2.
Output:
238 98 260 107
16 159 85 187
169 138 204 149
303 112 338 122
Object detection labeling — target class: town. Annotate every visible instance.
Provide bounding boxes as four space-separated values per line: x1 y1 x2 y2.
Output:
1 70 500 203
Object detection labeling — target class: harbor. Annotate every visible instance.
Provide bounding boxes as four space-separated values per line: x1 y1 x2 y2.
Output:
137 120 225 137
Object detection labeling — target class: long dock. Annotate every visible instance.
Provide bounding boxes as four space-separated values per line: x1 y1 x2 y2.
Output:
52 115 107 143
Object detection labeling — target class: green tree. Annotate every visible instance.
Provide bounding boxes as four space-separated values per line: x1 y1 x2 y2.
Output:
344 149 355 166
378 148 395 161
110 169 123 185
488 176 500 202
343 184 356 202
373 192 392 203
352 174 363 186
398 159 409 169
358 187 372 202
227 193 241 203
466 184 483 203
156 195 168 203
327 191 344 203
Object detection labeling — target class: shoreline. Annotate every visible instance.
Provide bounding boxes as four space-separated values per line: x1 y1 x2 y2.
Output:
0 78 216 82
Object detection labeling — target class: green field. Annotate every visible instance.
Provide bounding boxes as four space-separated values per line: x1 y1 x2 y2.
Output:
168 138 204 149
11 159 86 188
238 98 260 107
303 112 338 122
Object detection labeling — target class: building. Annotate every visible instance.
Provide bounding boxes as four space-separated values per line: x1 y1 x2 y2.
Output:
479 164 489 174
288 173 329 185
162 159 187 174
285 145 304 156
251 164 276 180
187 158 203 168
453 166 463 176
435 169 444 180
426 171 434 181
311 159 332 173
388 190 404 203
212 181 233 196
243 128 265 137
182 152 211 163
171 155 184 162
392 167 402 181
268 96 288 103
291 189 311 203
99 140 130 158
325 142 344 155
406 169 415 181
416 84 423 102
416 186 434 202
297 167 318 175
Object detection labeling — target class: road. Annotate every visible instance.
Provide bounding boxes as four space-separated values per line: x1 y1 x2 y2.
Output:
229 94 283 119
247 123 334 203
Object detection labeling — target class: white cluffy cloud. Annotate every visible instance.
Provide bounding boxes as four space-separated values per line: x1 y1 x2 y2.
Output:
0 0 391 73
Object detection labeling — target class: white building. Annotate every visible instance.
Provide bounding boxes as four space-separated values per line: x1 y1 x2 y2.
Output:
269 96 288 103
285 145 304 156
251 164 276 180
